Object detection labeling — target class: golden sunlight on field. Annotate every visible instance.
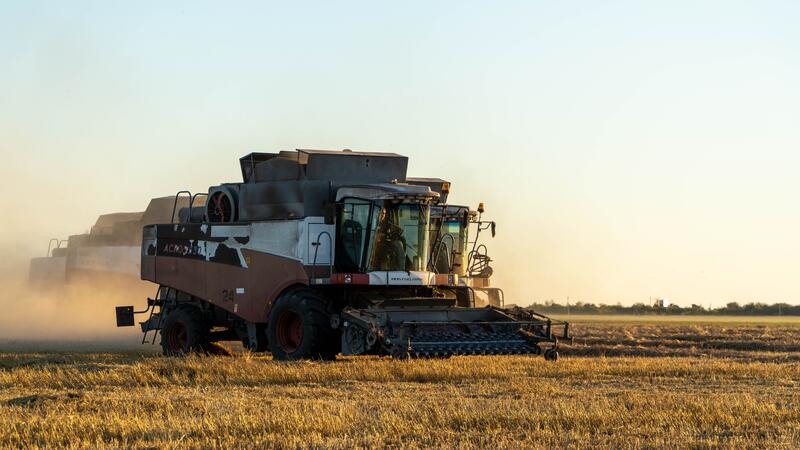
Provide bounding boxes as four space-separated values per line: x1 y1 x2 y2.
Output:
2 320 799 448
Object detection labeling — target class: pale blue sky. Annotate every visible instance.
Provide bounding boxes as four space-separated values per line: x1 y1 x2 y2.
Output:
2 1 799 305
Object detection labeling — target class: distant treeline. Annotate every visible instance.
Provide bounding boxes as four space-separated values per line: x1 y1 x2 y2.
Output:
527 301 800 316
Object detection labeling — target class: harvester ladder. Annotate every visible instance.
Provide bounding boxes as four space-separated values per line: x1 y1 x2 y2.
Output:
141 286 167 345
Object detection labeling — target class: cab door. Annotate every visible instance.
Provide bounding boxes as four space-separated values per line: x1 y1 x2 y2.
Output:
307 222 333 268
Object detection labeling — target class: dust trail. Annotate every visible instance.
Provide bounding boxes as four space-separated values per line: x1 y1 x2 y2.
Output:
0 263 159 352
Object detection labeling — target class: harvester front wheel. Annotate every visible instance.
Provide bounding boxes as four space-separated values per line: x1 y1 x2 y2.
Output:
160 306 209 356
268 288 337 360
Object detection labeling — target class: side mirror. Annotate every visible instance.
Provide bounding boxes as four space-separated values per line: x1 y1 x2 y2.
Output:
324 203 337 225
491 222 496 237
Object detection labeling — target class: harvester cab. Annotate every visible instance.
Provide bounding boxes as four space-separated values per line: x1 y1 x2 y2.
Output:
117 149 570 360
333 183 436 276
423 201 505 308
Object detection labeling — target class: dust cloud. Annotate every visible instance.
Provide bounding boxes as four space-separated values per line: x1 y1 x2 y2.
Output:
0 261 159 353
0 147 170 352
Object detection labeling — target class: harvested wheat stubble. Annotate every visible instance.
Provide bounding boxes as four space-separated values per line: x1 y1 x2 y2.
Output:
567 321 800 361
0 320 799 448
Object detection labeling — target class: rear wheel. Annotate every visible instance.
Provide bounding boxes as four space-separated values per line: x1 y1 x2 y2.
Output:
268 288 338 360
160 306 209 356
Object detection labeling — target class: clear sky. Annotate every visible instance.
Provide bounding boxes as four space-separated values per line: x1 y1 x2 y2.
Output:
2 1 799 306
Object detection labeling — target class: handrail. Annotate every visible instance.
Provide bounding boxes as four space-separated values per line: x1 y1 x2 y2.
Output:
468 244 491 276
46 238 59 257
190 192 208 223
46 238 68 257
171 191 192 223
310 230 333 280
170 191 209 224
429 233 456 274
426 206 445 271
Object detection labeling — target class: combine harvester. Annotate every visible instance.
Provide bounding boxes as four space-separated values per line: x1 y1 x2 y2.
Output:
117 149 570 360
29 197 196 287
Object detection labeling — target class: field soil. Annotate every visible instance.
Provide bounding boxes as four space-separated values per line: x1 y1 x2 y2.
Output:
1 318 799 448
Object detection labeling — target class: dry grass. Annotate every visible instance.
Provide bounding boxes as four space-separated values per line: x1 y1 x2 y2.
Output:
2 319 800 448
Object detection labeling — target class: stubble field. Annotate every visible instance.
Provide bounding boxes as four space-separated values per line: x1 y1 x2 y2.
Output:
2 316 800 448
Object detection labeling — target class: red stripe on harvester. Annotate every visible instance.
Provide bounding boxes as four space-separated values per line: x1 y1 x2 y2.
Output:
330 273 369 285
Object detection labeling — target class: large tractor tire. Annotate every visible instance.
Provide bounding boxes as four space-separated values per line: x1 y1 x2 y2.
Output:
160 305 209 356
267 288 338 360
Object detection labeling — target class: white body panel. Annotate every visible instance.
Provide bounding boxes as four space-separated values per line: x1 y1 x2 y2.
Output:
247 217 334 265
367 271 436 286
160 218 336 267
73 246 141 276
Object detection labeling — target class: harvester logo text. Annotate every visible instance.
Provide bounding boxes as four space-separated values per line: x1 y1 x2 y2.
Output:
161 243 203 257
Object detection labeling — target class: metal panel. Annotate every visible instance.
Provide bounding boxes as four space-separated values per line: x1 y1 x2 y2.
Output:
243 249 309 322
155 256 207 301
240 152 278 182
205 260 250 317
305 153 407 183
